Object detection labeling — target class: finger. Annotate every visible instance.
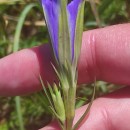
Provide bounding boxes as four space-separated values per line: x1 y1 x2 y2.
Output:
0 44 56 96
1 24 130 96
41 86 130 130
79 23 130 85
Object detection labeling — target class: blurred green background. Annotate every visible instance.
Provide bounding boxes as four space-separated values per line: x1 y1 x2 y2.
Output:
0 0 129 130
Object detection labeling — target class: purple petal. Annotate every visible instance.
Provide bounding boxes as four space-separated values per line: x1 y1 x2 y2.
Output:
67 0 83 59
41 0 59 59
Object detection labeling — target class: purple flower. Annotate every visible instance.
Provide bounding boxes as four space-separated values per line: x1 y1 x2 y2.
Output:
41 0 84 62
40 1 86 129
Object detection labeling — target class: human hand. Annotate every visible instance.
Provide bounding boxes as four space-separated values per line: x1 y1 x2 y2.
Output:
0 24 130 130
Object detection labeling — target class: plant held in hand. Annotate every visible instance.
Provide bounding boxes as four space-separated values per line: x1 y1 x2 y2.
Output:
39 0 95 129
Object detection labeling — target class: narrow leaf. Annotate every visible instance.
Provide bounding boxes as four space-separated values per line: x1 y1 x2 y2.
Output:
89 0 101 27
73 79 96 130
39 75 54 108
13 3 37 52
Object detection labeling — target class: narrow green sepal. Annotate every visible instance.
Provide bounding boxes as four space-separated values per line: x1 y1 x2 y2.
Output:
58 0 71 65
73 0 85 67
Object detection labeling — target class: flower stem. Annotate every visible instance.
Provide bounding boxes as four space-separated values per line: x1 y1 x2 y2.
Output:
63 86 76 130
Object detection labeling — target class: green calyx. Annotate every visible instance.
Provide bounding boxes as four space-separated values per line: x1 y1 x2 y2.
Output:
58 0 71 65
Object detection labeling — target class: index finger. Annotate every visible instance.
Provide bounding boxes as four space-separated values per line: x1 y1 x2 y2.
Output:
79 23 130 84
0 24 130 96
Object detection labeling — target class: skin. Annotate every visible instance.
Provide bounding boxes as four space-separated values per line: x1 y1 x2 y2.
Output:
0 24 130 130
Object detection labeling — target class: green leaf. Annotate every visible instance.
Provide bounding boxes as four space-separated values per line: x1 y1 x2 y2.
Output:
51 63 61 78
39 76 54 108
53 84 65 123
15 96 24 130
13 3 38 52
49 106 65 129
89 0 102 27
49 106 60 119
99 0 114 14
13 4 38 130
73 79 96 130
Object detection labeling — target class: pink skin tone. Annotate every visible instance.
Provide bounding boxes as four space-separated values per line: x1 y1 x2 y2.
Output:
0 24 130 129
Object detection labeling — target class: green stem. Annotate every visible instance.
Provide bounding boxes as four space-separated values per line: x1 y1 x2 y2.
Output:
62 86 76 130
89 0 102 27
13 4 38 130
73 81 96 130
15 96 24 130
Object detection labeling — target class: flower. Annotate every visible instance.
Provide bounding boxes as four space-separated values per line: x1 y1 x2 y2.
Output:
40 1 86 129
40 0 85 65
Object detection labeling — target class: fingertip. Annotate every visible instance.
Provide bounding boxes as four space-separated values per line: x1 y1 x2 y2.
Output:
0 44 56 96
